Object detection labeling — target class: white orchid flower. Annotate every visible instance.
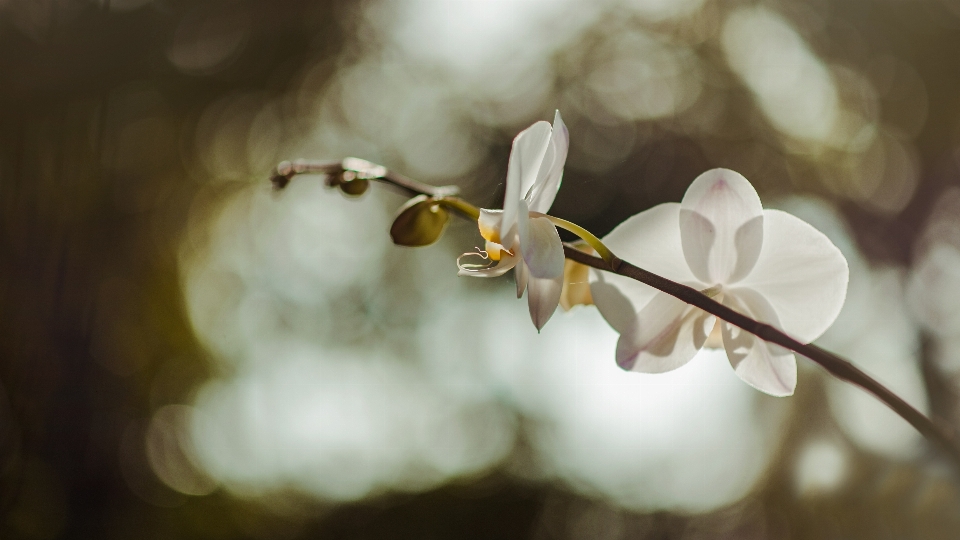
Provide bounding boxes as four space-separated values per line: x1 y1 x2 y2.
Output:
589 169 849 396
458 111 569 330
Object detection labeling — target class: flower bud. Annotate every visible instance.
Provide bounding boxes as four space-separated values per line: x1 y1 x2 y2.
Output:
390 195 450 246
337 177 369 196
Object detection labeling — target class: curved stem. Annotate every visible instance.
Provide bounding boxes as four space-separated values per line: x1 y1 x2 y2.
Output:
539 214 615 263
270 158 960 473
436 197 481 221
562 247 960 471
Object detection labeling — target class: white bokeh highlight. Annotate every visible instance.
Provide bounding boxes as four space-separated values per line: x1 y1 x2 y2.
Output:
722 6 839 143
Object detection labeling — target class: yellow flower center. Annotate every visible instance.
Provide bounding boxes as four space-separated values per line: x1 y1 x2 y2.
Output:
478 221 501 245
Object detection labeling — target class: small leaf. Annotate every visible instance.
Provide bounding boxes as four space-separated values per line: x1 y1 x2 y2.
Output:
390 195 450 246
338 178 369 196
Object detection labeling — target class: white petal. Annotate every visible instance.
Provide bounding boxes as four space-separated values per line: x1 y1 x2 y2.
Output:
589 273 640 335
457 252 519 278
589 203 703 330
518 209 564 279
516 258 529 298
502 121 552 241
527 274 563 331
526 110 569 213
616 292 711 372
477 208 504 243
737 209 849 343
679 169 764 284
721 291 797 396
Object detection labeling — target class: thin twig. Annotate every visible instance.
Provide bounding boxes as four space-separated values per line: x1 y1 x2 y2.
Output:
272 159 960 473
270 158 460 198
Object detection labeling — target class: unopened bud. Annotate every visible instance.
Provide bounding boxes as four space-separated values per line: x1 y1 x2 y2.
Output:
337 177 369 196
390 195 450 247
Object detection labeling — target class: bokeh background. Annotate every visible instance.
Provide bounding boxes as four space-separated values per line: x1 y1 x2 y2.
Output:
4 0 960 538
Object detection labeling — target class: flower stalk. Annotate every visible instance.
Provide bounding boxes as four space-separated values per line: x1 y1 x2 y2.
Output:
270 158 460 198
272 157 960 473
541 214 615 263
563 247 960 469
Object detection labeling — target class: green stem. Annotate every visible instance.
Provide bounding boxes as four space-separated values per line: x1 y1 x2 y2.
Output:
436 197 481 221
540 214 615 263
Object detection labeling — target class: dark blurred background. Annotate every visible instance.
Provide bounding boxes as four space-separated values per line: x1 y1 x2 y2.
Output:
4 0 960 538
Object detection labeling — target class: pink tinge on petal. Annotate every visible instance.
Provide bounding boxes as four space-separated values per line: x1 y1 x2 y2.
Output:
679 169 764 284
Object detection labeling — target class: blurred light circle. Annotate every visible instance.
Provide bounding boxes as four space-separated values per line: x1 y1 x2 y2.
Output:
794 439 847 496
181 181 389 361
840 132 919 214
587 31 702 122
482 307 787 512
866 56 929 139
194 93 267 181
247 102 283 175
779 197 926 458
722 6 839 143
188 345 514 501
392 98 483 180
827 284 924 457
167 5 251 75
146 405 218 496
382 0 592 76
621 0 706 22
908 243 960 337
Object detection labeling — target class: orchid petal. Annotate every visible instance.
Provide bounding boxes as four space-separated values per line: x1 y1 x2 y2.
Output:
477 208 504 244
589 203 704 329
679 169 764 284
515 258 529 298
721 290 796 396
457 252 519 278
616 292 712 372
518 208 564 279
590 273 640 335
736 209 849 343
526 110 569 213
502 121 552 241
527 273 563 331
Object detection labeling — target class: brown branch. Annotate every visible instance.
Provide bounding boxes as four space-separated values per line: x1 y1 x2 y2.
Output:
270 159 459 198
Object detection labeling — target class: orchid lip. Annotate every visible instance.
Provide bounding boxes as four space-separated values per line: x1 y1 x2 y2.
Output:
456 247 516 272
